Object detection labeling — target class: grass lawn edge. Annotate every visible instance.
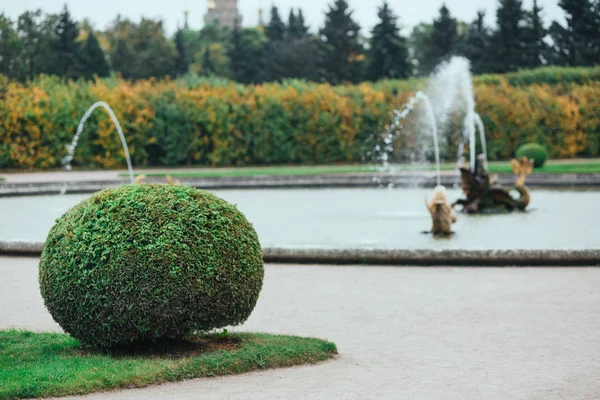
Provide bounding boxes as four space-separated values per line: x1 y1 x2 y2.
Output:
0 330 337 399
117 161 600 179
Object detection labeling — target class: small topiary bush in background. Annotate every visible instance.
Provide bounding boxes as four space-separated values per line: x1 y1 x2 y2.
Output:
515 143 549 168
39 184 264 349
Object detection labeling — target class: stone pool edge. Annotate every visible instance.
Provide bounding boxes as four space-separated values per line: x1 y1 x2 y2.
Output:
2 241 599 266
2 172 600 197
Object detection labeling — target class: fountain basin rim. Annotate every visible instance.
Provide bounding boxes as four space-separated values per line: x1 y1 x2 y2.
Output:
1 173 600 197
2 240 599 267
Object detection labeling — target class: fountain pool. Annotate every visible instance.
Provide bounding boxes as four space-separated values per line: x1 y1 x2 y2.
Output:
1 188 598 251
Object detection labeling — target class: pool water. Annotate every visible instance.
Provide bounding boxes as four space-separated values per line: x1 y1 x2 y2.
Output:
0 188 598 250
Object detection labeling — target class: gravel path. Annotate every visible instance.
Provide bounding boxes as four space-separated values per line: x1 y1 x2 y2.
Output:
2 257 600 400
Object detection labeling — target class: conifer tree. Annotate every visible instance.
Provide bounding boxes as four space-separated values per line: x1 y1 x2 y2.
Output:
53 5 83 78
549 0 600 65
490 0 527 72
523 0 547 68
420 4 458 74
81 29 110 79
174 28 191 75
318 0 364 84
265 6 286 42
368 1 411 80
459 11 492 74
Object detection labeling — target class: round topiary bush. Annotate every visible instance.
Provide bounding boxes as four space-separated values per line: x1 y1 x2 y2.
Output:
515 143 548 168
39 184 264 349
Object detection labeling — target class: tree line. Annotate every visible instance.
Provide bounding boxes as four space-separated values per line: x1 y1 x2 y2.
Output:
0 0 598 84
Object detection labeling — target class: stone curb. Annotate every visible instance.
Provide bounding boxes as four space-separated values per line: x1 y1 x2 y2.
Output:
1 173 600 197
2 241 598 266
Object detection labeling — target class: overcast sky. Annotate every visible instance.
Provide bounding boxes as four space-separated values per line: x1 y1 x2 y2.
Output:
2 0 565 35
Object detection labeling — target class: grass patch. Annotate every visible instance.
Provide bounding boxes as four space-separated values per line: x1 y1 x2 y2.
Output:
120 160 600 179
487 161 600 174
0 330 337 399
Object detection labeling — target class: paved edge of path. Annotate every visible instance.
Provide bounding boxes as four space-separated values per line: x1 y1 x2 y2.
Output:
2 241 599 266
1 172 600 196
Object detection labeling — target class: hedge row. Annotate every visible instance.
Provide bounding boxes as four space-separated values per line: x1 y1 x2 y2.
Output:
0 73 598 169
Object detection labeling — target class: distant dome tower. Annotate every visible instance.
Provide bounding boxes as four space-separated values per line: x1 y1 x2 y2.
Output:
204 0 243 29
184 8 190 29
258 7 264 27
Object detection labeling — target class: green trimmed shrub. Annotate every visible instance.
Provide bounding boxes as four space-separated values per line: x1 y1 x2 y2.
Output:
39 184 264 349
516 143 549 168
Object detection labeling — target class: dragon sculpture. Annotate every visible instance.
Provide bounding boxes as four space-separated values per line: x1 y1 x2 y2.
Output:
453 155 533 213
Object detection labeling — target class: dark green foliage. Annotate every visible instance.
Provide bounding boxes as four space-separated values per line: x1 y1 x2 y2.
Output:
288 8 309 38
265 6 286 42
516 143 548 168
228 26 266 84
278 37 321 81
419 4 459 75
15 10 59 81
53 5 83 79
368 1 411 80
107 17 176 80
318 0 364 84
202 45 215 75
459 11 492 74
264 7 286 81
81 30 110 79
228 22 245 81
39 184 264 349
288 10 297 37
0 14 20 79
194 23 231 78
409 23 432 76
522 0 547 68
174 28 191 76
491 0 527 72
549 0 600 66
265 8 315 81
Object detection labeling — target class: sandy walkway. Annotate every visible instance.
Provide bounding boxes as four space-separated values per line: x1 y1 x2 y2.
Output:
1 257 599 400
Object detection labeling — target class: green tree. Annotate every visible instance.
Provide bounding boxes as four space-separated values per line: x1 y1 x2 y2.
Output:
53 5 83 79
523 0 547 68
264 6 288 81
409 23 432 76
265 6 286 42
288 8 309 38
0 13 20 79
81 29 110 79
318 0 364 84
288 9 297 37
107 17 176 80
133 19 176 79
490 0 527 72
16 10 59 80
420 4 459 75
459 11 492 74
191 22 230 77
174 28 191 76
107 17 137 79
296 10 310 36
280 36 320 80
229 24 266 83
368 1 411 80
200 45 214 75
549 0 600 66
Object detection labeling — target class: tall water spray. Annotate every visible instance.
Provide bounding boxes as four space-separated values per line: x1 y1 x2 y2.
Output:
371 91 441 186
63 102 135 183
425 56 487 171
372 56 488 178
